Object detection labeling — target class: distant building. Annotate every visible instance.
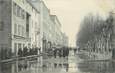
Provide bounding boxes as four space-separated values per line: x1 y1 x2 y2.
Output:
50 15 68 48
62 33 69 47
40 2 68 52
40 1 52 52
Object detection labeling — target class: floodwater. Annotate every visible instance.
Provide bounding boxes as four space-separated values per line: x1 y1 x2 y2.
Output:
0 50 115 73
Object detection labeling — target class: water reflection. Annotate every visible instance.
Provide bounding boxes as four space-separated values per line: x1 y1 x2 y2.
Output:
1 62 12 73
18 60 28 72
54 63 57 68
78 61 115 73
1 54 115 73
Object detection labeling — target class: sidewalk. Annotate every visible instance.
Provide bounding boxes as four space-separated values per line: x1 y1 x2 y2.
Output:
0 54 42 63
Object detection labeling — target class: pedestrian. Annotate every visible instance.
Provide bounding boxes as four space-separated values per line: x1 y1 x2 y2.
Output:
54 63 57 68
54 50 56 58
59 49 62 58
63 49 66 58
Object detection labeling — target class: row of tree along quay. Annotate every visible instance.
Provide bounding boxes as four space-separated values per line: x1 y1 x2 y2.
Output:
76 12 114 60
0 47 40 61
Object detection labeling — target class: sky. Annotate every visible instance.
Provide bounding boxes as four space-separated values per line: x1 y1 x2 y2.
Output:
43 0 115 47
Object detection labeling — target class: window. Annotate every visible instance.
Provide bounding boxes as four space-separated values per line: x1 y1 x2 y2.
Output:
17 25 24 37
13 3 25 19
26 13 30 32
0 21 4 31
14 24 17 34
22 10 25 19
22 26 23 36
18 25 20 35
19 7 22 17
19 25 21 36
17 6 21 17
22 26 25 37
18 43 22 49
20 26 22 36
14 43 17 55
13 3 17 15
21 26 23 36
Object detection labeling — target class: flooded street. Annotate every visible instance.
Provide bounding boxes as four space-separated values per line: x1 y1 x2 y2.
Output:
1 0 115 73
1 50 115 73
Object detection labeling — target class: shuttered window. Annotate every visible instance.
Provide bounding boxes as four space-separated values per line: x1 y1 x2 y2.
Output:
0 21 4 31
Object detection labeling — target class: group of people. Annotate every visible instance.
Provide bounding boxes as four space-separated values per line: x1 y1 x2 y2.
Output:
53 47 69 58
18 47 40 57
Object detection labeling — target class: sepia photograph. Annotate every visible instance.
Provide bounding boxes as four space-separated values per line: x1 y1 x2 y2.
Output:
0 0 115 73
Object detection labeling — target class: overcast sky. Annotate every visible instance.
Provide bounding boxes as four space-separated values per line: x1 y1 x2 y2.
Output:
43 0 115 47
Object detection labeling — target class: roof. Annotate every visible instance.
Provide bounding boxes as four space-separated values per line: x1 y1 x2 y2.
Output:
50 15 62 27
26 0 40 13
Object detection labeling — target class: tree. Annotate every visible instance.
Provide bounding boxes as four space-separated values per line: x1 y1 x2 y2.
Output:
77 13 104 48
76 12 114 53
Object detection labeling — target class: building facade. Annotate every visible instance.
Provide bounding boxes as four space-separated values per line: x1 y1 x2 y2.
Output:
40 2 68 53
0 0 68 58
27 0 41 49
0 0 41 57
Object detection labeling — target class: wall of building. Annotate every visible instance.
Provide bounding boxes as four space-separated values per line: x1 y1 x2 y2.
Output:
50 15 65 48
27 0 41 49
0 0 12 50
11 0 33 55
0 0 68 56
0 0 41 56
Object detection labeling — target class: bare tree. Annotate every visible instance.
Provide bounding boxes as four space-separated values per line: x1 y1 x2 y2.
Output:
77 13 104 48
